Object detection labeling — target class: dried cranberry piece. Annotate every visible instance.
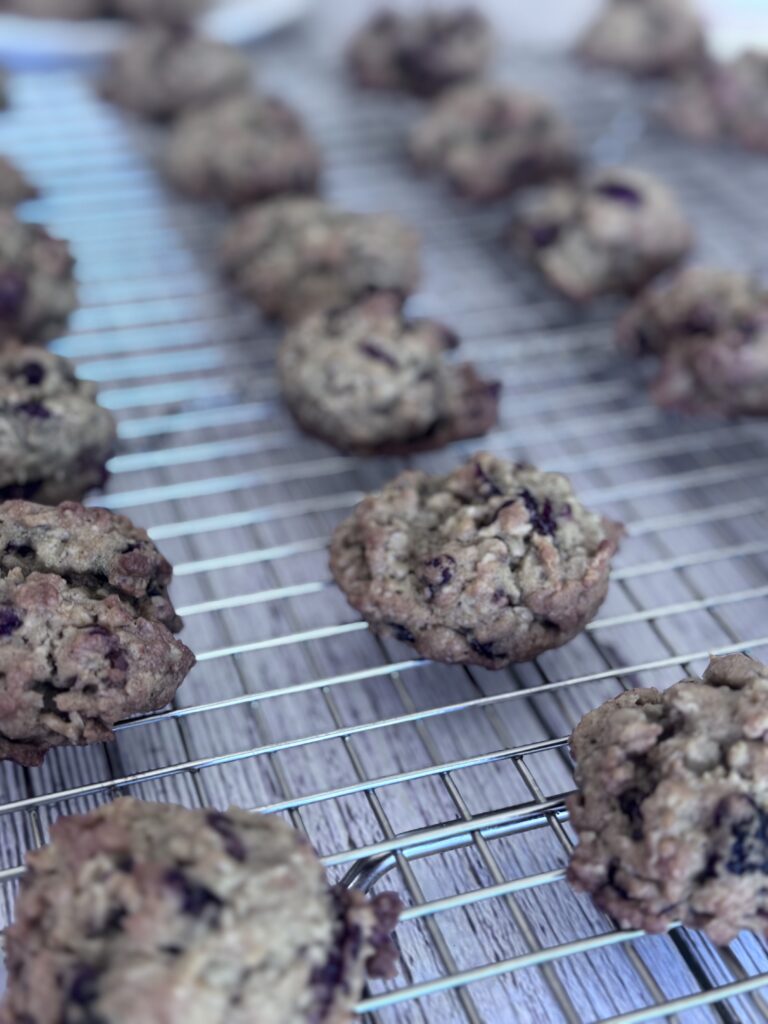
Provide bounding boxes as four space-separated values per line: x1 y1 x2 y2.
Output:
473 461 502 496
683 307 718 335
359 340 399 368
207 811 247 862
387 622 415 644
595 181 643 205
7 543 33 558
530 223 560 248
88 627 128 672
15 401 50 419
0 605 22 636
420 554 456 599
69 965 100 1005
713 794 768 875
106 647 128 672
520 489 557 537
164 869 222 916
618 787 646 840
13 361 45 386
469 637 501 661
0 270 27 320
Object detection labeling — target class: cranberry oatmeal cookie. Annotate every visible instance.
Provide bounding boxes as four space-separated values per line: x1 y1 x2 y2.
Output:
220 198 421 322
347 7 492 96
514 166 692 302
0 797 402 1024
568 654 768 944
330 452 623 669
577 0 706 77
101 27 251 121
0 345 117 503
0 500 194 765
165 93 320 206
0 209 78 344
618 267 768 417
278 299 500 454
409 83 579 201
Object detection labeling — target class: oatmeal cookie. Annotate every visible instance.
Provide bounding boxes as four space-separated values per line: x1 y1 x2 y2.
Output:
409 83 579 201
577 0 706 77
0 344 117 504
220 198 421 322
164 93 320 205
0 797 402 1024
278 299 500 453
330 452 623 669
514 166 692 301
618 267 768 417
347 7 492 96
0 500 193 765
568 654 768 945
101 27 251 121
663 51 768 153
0 209 78 344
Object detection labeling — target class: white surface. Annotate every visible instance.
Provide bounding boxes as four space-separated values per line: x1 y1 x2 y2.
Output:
0 0 309 62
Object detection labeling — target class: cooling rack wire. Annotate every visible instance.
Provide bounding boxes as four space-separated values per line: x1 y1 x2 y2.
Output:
1 29 768 1024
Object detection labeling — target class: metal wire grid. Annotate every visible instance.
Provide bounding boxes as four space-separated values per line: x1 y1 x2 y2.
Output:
1 33 768 1024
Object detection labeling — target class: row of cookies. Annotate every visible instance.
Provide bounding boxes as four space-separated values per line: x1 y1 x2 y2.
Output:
354 4 768 421
579 0 768 154
0 15 407 1024
0 7 764 1011
540 2 768 949
340 4 768 955
97 10 630 671
98 12 505 456
0 45 200 770
0 151 118 503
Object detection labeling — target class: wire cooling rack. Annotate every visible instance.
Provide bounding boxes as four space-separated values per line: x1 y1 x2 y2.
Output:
1 27 768 1024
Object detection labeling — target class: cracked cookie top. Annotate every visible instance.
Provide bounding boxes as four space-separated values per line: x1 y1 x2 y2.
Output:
409 83 580 201
0 499 180 631
219 197 421 322
568 654 768 944
0 501 193 765
1 797 401 1024
0 345 117 504
0 568 194 766
330 452 622 669
347 7 492 96
277 300 500 453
